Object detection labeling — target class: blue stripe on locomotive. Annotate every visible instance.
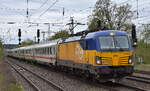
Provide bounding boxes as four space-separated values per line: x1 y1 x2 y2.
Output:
80 30 132 51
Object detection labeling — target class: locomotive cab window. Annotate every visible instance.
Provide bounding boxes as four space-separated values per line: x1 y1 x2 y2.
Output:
99 36 130 51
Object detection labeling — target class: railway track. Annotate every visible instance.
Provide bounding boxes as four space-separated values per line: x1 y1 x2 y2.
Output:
6 58 150 91
114 82 149 91
6 60 65 91
135 70 150 75
126 75 150 84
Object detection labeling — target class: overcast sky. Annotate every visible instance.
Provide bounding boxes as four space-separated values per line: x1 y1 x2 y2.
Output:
0 0 149 44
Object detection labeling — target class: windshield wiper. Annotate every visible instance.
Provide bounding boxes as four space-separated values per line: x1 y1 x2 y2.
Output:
118 48 125 51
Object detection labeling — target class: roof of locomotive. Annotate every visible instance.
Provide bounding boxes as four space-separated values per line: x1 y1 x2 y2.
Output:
85 30 127 39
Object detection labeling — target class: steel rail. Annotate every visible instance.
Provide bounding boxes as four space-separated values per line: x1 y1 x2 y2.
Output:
6 60 65 91
6 61 41 91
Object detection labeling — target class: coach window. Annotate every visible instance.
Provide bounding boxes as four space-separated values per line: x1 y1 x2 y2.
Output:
38 49 40 55
53 47 56 55
49 47 51 54
47 48 49 54
52 47 54 55
40 48 42 54
35 49 38 54
46 48 47 54
44 48 46 55
45 48 46 55
45 48 47 55
41 48 43 54
46 48 48 55
49 47 51 55
40 48 41 54
36 49 38 54
36 49 37 54
50 47 52 54
47 48 49 55
39 49 40 54
42 48 44 54
38 49 39 54
42 48 45 55
43 48 44 54
49 48 51 55
43 48 46 54
41 48 42 54
43 48 45 54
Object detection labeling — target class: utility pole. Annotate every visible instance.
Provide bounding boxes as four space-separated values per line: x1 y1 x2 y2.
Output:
26 0 29 23
34 36 36 43
41 31 46 41
70 17 74 34
44 23 51 38
44 22 62 38
48 24 50 38
136 0 139 18
66 17 85 34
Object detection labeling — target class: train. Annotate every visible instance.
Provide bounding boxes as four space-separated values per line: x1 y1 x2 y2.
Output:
7 30 135 82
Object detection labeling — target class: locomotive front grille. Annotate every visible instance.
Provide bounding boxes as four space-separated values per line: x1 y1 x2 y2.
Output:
101 57 113 65
119 57 129 65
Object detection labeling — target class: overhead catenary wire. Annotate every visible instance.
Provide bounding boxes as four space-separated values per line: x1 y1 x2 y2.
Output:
1 0 150 43
54 6 94 24
29 0 49 16
0 3 26 17
37 0 49 10
31 0 59 23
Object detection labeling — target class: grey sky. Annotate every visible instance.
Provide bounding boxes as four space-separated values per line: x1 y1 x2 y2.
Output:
0 0 149 44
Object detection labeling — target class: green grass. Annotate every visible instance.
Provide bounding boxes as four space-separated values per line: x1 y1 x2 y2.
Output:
6 82 23 91
0 72 23 91
0 73 4 83
0 41 22 91
135 64 150 71
0 47 3 58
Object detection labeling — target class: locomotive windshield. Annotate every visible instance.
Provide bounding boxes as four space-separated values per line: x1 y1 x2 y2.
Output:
99 36 129 51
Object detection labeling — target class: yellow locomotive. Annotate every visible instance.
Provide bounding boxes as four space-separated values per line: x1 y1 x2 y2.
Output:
7 30 134 82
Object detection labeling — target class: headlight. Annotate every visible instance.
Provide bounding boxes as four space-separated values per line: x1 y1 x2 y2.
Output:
128 57 132 64
128 59 132 64
96 56 102 64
